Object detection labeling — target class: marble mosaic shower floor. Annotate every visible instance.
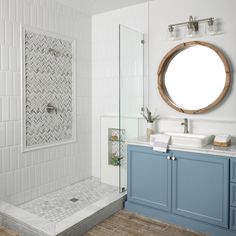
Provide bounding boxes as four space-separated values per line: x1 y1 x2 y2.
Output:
19 177 118 223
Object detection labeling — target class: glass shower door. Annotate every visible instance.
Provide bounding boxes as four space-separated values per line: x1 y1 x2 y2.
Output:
119 25 144 192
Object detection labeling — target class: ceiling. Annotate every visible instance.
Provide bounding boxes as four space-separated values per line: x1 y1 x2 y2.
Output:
56 0 148 15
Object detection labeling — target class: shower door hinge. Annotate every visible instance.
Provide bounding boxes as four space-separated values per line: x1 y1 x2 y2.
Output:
141 39 144 44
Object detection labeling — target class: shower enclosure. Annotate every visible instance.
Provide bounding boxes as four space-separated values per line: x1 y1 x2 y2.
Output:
0 1 147 235
119 25 144 192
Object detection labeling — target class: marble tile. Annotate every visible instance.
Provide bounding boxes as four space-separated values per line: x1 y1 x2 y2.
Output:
19 177 118 223
0 178 125 235
0 201 55 235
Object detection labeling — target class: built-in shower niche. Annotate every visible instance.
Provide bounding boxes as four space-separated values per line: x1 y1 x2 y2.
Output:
108 128 126 166
22 27 76 151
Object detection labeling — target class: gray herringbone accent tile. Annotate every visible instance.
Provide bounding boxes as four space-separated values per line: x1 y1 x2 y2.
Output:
24 30 73 147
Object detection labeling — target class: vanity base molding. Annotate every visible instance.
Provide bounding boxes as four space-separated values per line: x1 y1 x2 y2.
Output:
126 202 236 236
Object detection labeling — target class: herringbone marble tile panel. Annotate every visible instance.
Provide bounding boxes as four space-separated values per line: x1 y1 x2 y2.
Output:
24 30 73 147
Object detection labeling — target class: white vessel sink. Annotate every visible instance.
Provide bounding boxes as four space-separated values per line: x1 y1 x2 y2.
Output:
165 132 213 148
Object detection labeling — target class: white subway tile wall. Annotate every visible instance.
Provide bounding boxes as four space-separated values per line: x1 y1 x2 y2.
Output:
0 0 92 205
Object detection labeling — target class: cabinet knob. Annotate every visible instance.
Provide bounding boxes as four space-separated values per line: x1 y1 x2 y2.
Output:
167 156 171 160
171 156 176 161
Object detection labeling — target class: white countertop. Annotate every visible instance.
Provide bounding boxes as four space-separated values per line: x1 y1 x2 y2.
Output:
127 136 236 158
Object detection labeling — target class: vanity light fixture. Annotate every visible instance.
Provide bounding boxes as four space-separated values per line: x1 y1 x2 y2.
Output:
168 16 216 40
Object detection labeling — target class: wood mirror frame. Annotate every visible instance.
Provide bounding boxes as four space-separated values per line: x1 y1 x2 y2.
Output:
157 41 231 114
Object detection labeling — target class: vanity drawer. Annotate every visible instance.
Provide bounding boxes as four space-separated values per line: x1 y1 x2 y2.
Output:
231 183 236 207
231 159 236 183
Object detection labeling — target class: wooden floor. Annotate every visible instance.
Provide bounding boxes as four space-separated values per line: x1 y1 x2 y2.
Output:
85 210 206 236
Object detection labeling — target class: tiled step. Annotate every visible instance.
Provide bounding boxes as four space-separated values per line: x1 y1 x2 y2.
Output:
0 227 18 236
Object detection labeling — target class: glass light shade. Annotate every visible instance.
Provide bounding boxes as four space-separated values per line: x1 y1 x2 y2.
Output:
168 26 176 40
169 30 176 40
208 20 217 35
186 27 197 38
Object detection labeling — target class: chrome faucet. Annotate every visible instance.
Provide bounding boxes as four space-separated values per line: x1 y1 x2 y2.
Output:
181 118 189 134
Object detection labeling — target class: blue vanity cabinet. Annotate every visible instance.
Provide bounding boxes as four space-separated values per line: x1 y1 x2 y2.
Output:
128 145 172 212
126 145 232 235
172 150 229 228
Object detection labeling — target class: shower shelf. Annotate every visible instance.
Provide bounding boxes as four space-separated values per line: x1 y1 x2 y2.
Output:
108 128 126 166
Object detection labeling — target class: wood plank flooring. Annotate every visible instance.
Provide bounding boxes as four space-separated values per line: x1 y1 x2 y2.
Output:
0 227 19 236
85 210 207 236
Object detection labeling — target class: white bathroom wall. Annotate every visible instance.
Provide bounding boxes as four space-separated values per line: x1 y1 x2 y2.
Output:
92 0 236 177
0 0 92 204
92 3 148 178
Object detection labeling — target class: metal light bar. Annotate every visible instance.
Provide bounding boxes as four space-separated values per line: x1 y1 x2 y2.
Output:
168 16 214 29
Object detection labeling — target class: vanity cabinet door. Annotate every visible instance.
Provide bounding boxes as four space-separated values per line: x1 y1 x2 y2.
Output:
172 151 229 228
128 145 171 212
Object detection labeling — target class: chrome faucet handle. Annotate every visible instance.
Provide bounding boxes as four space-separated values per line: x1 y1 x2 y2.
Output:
46 103 58 114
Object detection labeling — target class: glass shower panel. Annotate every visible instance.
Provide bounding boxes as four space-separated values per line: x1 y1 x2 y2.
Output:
119 25 144 192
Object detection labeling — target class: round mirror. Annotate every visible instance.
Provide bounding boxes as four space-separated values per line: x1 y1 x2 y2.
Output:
158 41 231 114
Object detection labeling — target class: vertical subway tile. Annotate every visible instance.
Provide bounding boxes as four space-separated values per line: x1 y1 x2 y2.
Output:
37 5 44 28
1 0 9 20
9 0 16 22
19 151 31 168
2 148 10 172
16 47 20 72
9 46 17 72
13 23 20 48
0 123 6 147
6 172 15 195
16 96 21 120
9 96 17 120
6 72 13 95
13 72 21 96
23 0 31 25
29 166 36 188
30 4 37 26
0 173 6 198
1 46 9 71
0 71 6 95
0 19 5 44
6 122 14 146
5 21 13 46
16 0 24 23
14 121 20 145
10 147 18 170
15 169 21 193
2 96 9 121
